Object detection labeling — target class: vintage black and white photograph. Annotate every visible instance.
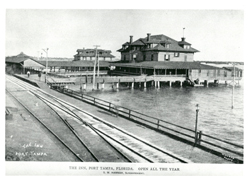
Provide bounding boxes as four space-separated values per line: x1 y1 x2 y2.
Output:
4 2 248 176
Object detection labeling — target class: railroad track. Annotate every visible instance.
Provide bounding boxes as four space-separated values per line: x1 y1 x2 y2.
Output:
6 75 190 163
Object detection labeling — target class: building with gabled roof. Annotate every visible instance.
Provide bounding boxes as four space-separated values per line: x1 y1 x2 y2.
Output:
110 33 243 86
5 52 45 74
74 48 115 61
117 33 199 62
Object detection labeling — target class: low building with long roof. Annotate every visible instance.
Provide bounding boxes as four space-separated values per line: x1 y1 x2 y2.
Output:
5 52 45 74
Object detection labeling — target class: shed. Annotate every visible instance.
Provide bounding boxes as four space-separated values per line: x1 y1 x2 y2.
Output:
5 52 45 74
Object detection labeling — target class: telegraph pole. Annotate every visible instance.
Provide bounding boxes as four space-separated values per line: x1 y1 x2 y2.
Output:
97 53 100 77
93 45 100 90
42 48 49 83
232 63 235 109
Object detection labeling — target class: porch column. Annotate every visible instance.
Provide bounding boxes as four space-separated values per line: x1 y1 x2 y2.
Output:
180 81 183 87
169 81 172 87
158 81 160 88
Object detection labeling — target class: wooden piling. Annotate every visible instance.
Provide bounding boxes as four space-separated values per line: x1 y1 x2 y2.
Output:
131 82 134 89
83 83 86 90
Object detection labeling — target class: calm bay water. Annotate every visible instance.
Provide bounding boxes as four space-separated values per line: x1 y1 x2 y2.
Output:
69 81 244 145
85 82 244 145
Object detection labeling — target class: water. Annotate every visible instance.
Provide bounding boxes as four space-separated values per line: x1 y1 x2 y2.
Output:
69 82 244 145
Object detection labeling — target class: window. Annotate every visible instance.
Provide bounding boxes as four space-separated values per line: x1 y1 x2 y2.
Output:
224 71 227 77
151 54 154 61
164 54 170 61
133 54 137 61
174 53 179 57
124 55 126 60
143 55 146 61
218 70 220 76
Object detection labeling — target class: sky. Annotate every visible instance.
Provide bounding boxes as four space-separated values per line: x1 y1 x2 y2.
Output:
5 9 246 62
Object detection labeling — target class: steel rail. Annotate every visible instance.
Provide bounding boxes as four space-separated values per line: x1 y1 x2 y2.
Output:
32 93 99 162
35 90 190 163
6 89 84 162
20 81 187 163
52 96 182 163
31 90 133 163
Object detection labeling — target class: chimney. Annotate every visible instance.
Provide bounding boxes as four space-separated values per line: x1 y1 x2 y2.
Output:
181 37 185 41
147 33 151 41
130 36 133 44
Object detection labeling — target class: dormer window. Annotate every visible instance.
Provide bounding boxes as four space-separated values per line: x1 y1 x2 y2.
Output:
184 45 190 49
174 52 179 57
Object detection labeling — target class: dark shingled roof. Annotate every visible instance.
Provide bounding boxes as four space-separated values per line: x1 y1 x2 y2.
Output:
130 39 146 46
178 40 191 45
5 52 42 65
118 34 199 53
75 48 115 58
111 61 223 70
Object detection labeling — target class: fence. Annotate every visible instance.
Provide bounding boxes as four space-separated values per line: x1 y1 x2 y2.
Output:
51 85 243 163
